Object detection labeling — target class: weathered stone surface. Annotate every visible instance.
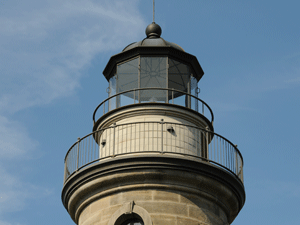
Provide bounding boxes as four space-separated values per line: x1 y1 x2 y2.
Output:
151 214 176 225
152 190 179 202
77 188 231 225
101 204 121 221
90 196 110 214
110 190 152 206
94 220 109 225
177 216 206 225
78 205 90 225
138 201 188 216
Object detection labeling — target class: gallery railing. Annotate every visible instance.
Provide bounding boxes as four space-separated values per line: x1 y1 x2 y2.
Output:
64 122 243 184
93 88 214 124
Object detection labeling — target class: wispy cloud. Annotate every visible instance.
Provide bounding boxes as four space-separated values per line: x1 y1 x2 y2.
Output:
205 51 300 113
0 115 50 219
285 77 300 84
250 52 300 92
0 0 146 223
0 221 23 225
0 164 52 214
0 115 38 159
0 0 145 114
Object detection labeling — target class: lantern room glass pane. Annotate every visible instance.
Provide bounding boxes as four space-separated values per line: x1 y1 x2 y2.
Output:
116 58 139 107
117 58 139 93
190 76 199 112
168 58 191 107
168 58 190 93
140 57 167 102
108 75 117 110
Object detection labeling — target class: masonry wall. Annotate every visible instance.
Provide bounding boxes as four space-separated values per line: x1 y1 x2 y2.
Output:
78 189 228 225
99 114 208 159
95 105 211 160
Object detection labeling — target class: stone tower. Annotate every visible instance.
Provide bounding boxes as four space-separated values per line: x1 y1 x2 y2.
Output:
62 23 245 225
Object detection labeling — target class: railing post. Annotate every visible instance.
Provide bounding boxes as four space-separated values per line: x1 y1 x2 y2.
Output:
76 137 80 171
166 87 168 103
106 87 110 112
187 94 191 109
241 166 244 182
196 87 200 112
205 127 209 160
64 159 67 183
172 89 174 104
161 119 164 154
138 89 140 103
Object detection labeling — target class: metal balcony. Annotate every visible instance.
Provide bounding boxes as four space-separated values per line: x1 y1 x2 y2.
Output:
64 121 243 184
93 88 214 125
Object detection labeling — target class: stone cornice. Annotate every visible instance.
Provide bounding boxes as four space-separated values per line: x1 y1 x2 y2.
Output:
62 155 245 224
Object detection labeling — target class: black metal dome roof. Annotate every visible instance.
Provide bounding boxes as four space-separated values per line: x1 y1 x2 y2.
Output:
122 23 184 52
103 22 204 82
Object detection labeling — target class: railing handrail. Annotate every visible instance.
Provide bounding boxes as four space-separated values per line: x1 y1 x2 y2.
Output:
92 87 214 124
64 121 243 184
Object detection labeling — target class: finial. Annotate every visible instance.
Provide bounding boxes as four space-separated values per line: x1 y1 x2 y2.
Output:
145 22 162 38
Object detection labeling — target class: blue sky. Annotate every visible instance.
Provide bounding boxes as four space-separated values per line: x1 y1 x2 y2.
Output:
0 1 299 224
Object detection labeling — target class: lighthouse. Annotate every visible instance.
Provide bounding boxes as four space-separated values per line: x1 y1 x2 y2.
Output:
62 22 245 225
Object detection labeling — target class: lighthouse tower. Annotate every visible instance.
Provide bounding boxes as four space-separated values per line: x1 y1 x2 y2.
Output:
62 23 245 225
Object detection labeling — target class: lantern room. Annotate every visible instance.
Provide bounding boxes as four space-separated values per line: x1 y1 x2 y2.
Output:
102 23 205 111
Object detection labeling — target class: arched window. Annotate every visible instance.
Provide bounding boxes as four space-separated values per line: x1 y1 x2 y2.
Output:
115 213 144 225
108 202 152 225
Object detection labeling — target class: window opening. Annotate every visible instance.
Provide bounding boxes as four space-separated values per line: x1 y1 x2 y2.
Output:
120 218 144 225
